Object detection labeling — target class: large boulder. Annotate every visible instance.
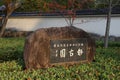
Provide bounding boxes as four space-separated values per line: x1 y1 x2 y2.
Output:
24 26 95 69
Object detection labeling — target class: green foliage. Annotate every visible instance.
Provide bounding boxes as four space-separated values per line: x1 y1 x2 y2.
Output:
0 38 120 80
0 0 4 6
95 0 120 9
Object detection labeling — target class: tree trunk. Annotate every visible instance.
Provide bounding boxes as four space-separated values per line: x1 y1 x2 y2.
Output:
104 0 112 48
0 1 21 37
0 16 8 37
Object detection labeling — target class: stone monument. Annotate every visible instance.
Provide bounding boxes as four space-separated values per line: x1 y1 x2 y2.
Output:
24 26 95 69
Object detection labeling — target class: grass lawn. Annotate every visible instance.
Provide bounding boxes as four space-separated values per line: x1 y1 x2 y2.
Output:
0 37 120 80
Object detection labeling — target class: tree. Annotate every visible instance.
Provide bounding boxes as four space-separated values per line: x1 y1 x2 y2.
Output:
44 0 94 26
96 0 120 48
0 0 21 37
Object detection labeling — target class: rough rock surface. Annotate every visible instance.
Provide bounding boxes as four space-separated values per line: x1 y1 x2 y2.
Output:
24 26 95 69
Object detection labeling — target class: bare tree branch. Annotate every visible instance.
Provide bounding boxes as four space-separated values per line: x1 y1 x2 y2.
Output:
112 0 120 8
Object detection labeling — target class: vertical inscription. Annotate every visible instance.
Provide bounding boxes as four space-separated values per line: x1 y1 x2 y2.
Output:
50 38 88 63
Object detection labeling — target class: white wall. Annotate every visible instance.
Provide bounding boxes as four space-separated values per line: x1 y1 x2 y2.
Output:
6 16 120 36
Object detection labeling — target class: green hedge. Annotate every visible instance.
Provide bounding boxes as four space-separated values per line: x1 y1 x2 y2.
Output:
0 38 24 62
96 41 120 48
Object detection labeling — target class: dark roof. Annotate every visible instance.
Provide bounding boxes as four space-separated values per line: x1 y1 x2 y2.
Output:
1 8 120 17
12 8 120 16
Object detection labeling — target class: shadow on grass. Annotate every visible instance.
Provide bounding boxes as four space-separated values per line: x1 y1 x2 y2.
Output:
0 50 25 70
